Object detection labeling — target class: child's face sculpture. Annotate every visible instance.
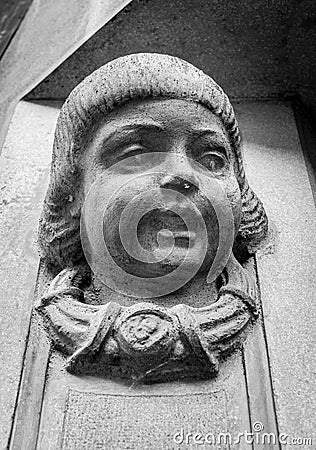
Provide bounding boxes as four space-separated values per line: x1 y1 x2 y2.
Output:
37 54 268 380
82 98 241 282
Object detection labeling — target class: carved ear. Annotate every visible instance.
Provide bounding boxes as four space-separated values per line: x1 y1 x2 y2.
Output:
36 269 121 364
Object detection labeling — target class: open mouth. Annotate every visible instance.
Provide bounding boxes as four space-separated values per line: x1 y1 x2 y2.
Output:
158 229 196 247
137 209 197 249
139 209 194 229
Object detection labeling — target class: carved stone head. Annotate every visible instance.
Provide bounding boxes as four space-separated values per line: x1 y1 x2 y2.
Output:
39 53 267 272
37 53 268 381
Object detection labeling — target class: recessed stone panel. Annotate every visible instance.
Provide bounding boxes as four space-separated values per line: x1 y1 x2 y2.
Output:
61 389 228 450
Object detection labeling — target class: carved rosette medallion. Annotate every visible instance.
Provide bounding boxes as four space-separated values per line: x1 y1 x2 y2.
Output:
115 306 178 358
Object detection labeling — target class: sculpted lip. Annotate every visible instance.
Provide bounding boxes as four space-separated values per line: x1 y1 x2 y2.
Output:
158 229 196 244
145 209 198 229
137 209 200 248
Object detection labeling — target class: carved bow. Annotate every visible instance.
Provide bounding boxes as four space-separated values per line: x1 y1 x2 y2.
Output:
36 254 258 381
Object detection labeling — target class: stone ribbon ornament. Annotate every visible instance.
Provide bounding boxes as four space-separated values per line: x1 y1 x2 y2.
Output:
37 254 258 381
36 53 268 382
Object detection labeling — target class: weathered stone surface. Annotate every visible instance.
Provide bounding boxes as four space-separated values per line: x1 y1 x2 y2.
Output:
0 0 134 152
0 0 32 60
3 98 314 448
26 0 316 122
236 101 316 447
287 0 316 123
8 100 300 449
36 349 252 449
0 100 61 450
61 389 228 449
26 0 294 100
36 54 268 382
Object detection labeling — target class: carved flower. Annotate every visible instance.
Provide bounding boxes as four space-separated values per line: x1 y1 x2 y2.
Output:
115 308 177 356
131 316 159 341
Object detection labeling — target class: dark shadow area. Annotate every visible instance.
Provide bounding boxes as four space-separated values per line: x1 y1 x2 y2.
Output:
25 0 316 127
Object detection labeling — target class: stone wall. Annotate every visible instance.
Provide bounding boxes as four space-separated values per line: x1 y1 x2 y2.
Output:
26 0 316 121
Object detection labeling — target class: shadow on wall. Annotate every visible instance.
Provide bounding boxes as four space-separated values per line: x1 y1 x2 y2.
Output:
287 0 316 121
25 0 316 122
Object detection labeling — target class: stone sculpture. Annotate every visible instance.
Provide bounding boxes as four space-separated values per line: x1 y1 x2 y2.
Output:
36 53 268 382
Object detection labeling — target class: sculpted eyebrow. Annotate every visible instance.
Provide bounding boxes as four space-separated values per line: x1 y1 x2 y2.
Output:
101 123 164 147
190 129 230 155
190 128 225 140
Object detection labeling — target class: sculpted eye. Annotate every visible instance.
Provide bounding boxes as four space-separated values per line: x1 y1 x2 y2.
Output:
200 152 227 172
113 145 162 173
119 145 147 159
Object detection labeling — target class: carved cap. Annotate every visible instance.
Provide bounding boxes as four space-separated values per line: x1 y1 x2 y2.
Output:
39 53 268 269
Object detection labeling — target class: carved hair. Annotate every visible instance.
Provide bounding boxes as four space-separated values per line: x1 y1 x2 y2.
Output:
38 53 268 270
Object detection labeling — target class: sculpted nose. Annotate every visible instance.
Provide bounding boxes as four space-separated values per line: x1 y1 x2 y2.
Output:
160 175 197 193
160 156 200 193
